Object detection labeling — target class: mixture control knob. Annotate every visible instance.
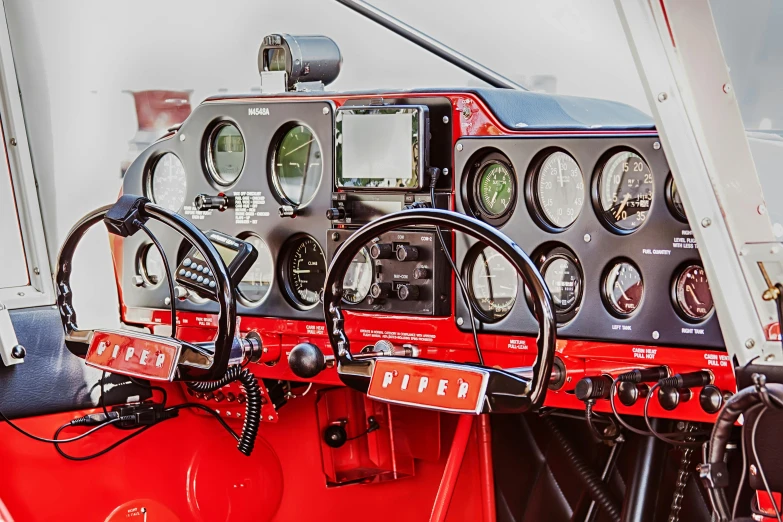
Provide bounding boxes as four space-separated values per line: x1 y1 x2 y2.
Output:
370 282 392 299
575 376 613 401
657 386 692 411
413 266 430 280
326 207 346 220
370 243 394 259
397 284 419 301
698 384 723 414
288 342 325 379
396 245 419 262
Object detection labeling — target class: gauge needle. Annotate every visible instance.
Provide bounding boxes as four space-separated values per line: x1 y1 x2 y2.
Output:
293 269 311 274
615 281 631 301
284 138 314 157
686 284 703 305
490 191 498 208
614 194 631 219
557 157 564 187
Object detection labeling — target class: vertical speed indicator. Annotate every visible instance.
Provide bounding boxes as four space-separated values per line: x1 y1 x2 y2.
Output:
597 151 653 233
283 235 326 309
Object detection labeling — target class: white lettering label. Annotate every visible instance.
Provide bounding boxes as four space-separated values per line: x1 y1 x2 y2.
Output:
247 107 270 116
418 376 429 393
155 353 166 368
124 347 135 361
96 342 107 355
382 371 394 388
437 379 448 396
139 350 150 365
401 374 410 390
458 381 470 399
112 344 120 359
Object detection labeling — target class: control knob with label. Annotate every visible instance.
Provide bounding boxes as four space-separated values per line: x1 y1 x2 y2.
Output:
397 284 419 301
413 266 430 280
396 245 419 262
370 282 392 299
326 207 346 220
370 243 394 259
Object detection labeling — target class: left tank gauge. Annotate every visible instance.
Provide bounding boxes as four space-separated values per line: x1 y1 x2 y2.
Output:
148 153 187 212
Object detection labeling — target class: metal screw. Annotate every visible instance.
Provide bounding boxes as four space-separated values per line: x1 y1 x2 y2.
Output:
758 204 767 215
745 339 756 349
9 138 16 146
583 233 591 243
179 134 186 141
750 464 758 476
11 345 25 359
456 317 464 326
442 168 449 176
676 421 686 431
652 331 660 340
456 143 463 152
701 218 711 228
322 106 330 115
331 232 340 241
33 267 40 275
225 411 232 417
462 106 471 119
722 83 732 94
17 292 24 297
442 115 449 124
766 354 776 362
267 415 274 421
653 141 661 150
657 92 668 102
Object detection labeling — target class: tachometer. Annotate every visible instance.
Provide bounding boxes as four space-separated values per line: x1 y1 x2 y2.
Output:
271 124 322 207
603 260 643 316
674 264 713 321
478 161 515 218
283 235 326 308
342 247 373 304
237 233 274 306
466 246 518 322
597 151 653 232
534 151 584 229
148 153 187 212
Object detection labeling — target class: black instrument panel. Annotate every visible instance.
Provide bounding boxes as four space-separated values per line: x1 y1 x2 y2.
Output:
454 136 723 349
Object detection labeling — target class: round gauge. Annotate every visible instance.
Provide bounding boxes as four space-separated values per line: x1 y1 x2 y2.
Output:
666 175 687 222
149 153 187 211
541 251 582 318
477 161 515 218
466 246 518 322
237 234 274 305
534 151 585 229
674 265 714 321
207 122 245 185
271 124 322 207
139 244 165 286
342 247 373 304
597 151 654 232
284 235 326 308
603 261 644 316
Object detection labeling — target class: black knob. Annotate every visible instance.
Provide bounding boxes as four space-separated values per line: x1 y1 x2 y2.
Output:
288 342 325 379
575 376 614 401
10 345 25 359
397 284 419 301
699 384 723 414
326 207 346 220
657 386 692 411
617 381 649 407
396 245 419 261
370 243 394 259
324 424 348 448
413 266 430 280
195 194 233 211
370 282 392 299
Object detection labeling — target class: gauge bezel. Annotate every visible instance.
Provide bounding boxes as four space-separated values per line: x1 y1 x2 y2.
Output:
671 262 715 323
525 148 585 233
342 246 374 305
665 173 688 223
462 243 519 323
203 120 246 187
236 232 274 307
463 150 517 227
591 148 654 236
144 152 187 212
136 243 163 287
532 245 583 324
279 233 326 311
268 121 324 209
601 258 644 318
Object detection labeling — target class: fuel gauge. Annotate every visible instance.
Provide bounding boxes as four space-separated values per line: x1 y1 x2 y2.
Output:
673 264 714 321
603 261 643 316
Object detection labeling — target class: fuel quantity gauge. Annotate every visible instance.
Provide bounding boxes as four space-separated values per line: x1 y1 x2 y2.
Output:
673 264 714 321
603 261 643 316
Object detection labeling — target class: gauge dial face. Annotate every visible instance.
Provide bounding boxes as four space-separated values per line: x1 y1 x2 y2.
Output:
543 255 582 314
237 234 274 305
272 125 322 207
140 244 164 286
285 236 326 308
598 151 653 232
477 161 515 218
668 177 687 221
604 261 644 316
342 247 373 304
209 123 245 185
468 246 518 321
536 151 585 228
150 153 187 211
674 265 714 320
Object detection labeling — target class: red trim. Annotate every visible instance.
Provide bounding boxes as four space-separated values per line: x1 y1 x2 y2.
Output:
478 415 496 522
660 0 676 47
430 415 474 522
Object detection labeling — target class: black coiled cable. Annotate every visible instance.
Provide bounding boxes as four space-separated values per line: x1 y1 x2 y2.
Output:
188 366 261 456
542 416 622 522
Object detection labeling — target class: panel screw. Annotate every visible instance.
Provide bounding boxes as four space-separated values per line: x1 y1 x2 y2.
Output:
701 218 711 228
443 115 449 124
750 464 758 476
17 292 24 297
657 92 668 102
722 83 732 94
456 143 463 152
456 317 464 326
442 168 449 176
9 138 16 146
322 106 330 115
583 233 591 243
765 354 776 362
11 345 25 359
745 339 756 349
179 134 186 141
652 331 660 340
268 415 274 421
33 267 40 275
676 421 686 431
331 232 340 241
653 142 661 150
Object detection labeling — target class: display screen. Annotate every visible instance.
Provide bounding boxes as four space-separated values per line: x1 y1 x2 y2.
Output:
192 242 237 267
352 200 403 220
336 107 423 189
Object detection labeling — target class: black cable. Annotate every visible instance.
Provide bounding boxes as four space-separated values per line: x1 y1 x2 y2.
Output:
136 220 177 339
643 383 708 447
53 424 154 461
732 403 764 520
169 403 240 441
751 408 782 522
430 183 484 365
0 406 129 444
585 401 621 442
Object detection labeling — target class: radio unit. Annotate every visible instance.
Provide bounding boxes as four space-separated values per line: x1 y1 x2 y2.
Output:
175 230 257 298
326 192 451 226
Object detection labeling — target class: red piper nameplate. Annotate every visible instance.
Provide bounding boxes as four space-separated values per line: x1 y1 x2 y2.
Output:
85 330 181 381
367 358 489 414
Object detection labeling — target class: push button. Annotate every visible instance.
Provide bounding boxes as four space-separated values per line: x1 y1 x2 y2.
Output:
197 276 204 283
183 258 192 267
185 271 192 277
179 269 186 276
